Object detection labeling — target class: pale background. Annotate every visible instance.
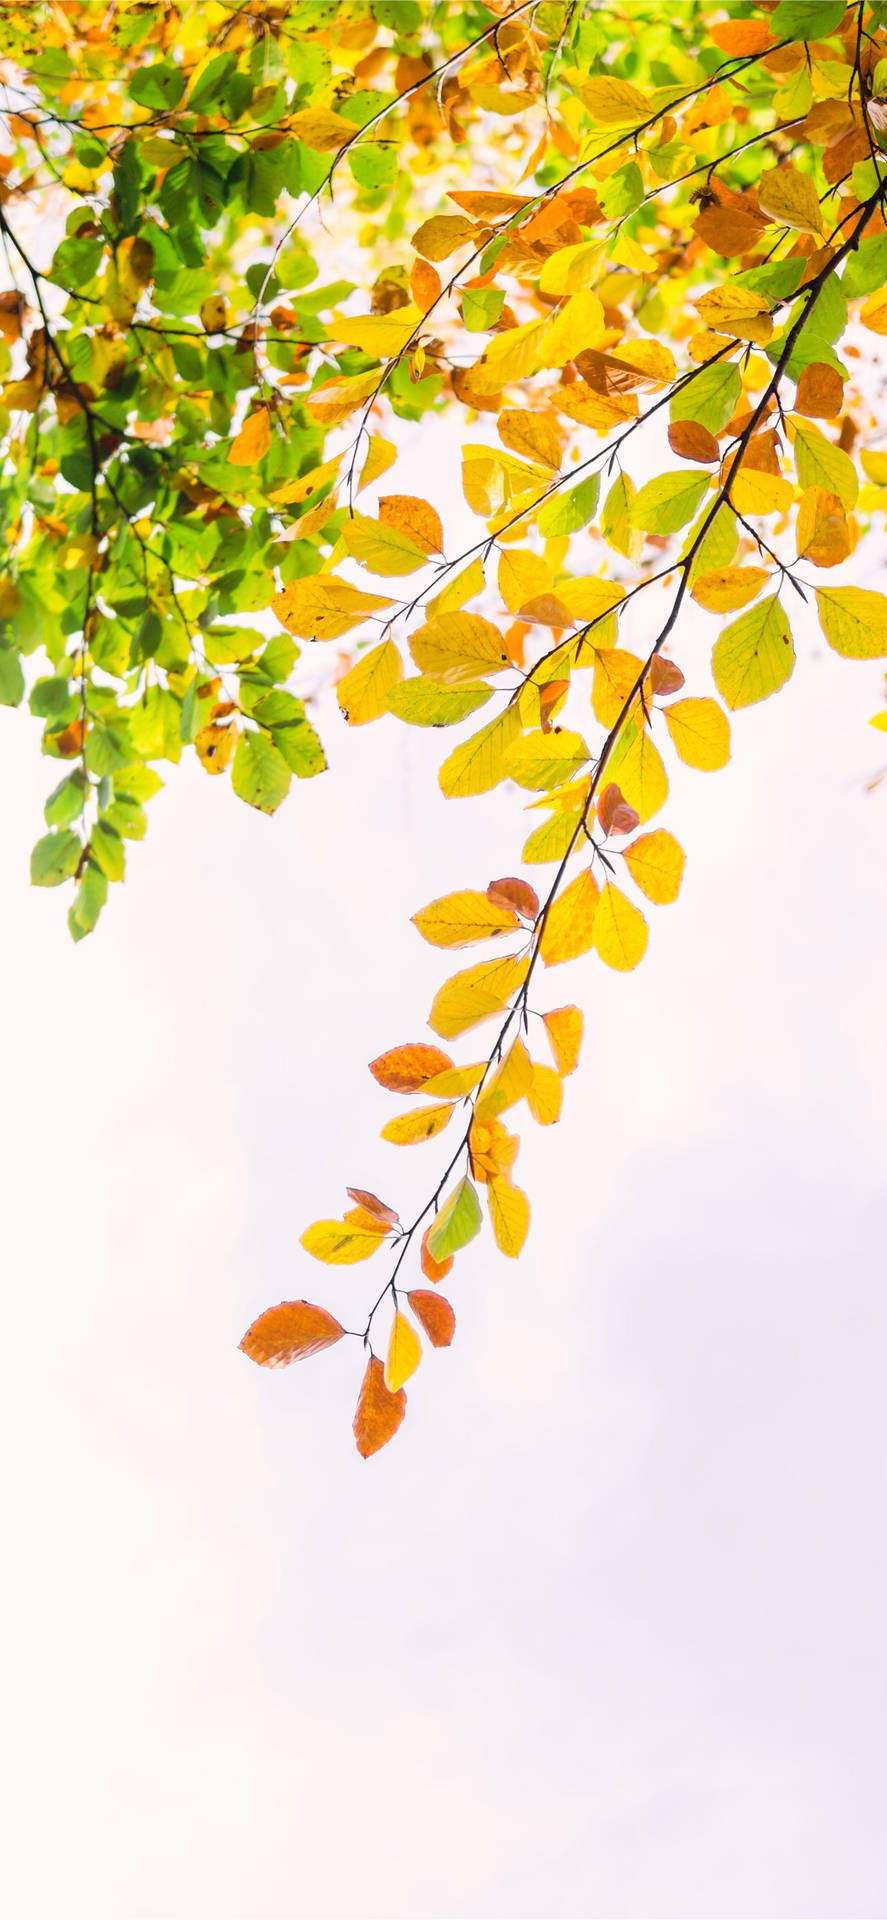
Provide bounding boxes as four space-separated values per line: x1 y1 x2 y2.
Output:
2 493 887 1917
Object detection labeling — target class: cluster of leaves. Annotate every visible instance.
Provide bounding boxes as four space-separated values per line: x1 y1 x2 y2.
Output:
5 1 887 1453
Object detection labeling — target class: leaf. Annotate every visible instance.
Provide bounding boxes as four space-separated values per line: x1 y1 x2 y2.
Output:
630 472 710 536
426 1176 482 1261
668 421 720 464
793 423 858 509
229 405 271 466
412 214 477 261
337 638 403 725
195 721 238 774
591 649 644 729
353 1356 406 1459
540 868 599 965
795 362 844 419
816 588 887 659
386 675 492 730
796 488 851 569
663 698 731 772
498 547 553 615
592 884 649 972
306 368 381 426
412 889 520 948
608 727 669 823
420 1229 453 1285
581 74 649 125
326 304 421 356
301 1219 387 1265
407 1290 455 1348
409 611 508 681
527 1063 562 1126
543 1005 583 1075
379 495 444 554
340 513 429 575
486 877 538 920
239 1300 345 1367
487 1177 530 1257
623 830 685 905
649 659 685 698
758 165 824 238
671 362 740 435
381 1103 455 1146
505 728 590 791
289 106 356 151
30 829 81 887
272 577 392 642
231 733 291 814
498 410 561 471
346 1188 399 1227
359 436 398 490
691 567 770 613
422 1062 487 1098
597 783 640 836
384 1311 422 1392
694 286 773 345
439 706 522 798
711 596 795 708
429 954 528 1039
369 1043 454 1092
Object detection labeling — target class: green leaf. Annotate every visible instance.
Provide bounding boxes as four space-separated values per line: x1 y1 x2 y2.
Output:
90 820 126 882
425 1176 482 1262
842 234 887 300
461 287 506 332
630 471 710 536
0 648 24 707
816 588 887 658
671 362 740 435
793 423 858 509
385 679 493 727
68 861 107 941
536 473 599 537
771 0 845 35
231 731 292 812
44 770 86 828
711 596 795 708
30 829 81 887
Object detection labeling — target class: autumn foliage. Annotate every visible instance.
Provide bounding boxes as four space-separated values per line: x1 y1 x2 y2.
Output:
4 0 887 1452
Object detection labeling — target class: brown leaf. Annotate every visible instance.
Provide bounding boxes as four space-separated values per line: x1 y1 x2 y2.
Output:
597 783 640 836
408 1289 456 1348
649 657 685 697
240 1300 345 1368
667 420 720 463
369 1042 454 1092
486 877 539 920
694 204 767 256
53 718 87 757
795 361 844 419
353 1355 406 1458
420 1227 454 1284
346 1188 400 1227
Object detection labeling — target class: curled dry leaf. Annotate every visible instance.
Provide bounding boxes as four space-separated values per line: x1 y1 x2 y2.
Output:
597 782 640 836
648 657 685 698
486 876 539 920
353 1356 406 1459
240 1300 345 1368
346 1188 400 1227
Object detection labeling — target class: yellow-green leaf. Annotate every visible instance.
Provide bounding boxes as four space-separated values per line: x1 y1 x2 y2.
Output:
337 639 403 725
592 884 649 971
816 587 887 658
439 706 522 798
663 697 730 771
340 514 428 575
711 595 794 707
429 954 529 1039
487 1177 530 1257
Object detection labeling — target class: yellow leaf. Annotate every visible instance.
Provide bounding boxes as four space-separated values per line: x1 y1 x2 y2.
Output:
539 239 606 297
487 1177 530 1257
543 1005 583 1075
410 611 508 681
195 721 237 774
289 106 355 151
758 164 824 237
581 74 649 124
816 587 887 658
384 1311 422 1393
527 1063 562 1125
860 449 887 485
306 369 380 425
694 286 773 345
439 706 522 798
413 889 520 948
229 406 271 466
381 1103 455 1146
301 1219 387 1264
505 728 590 791
663 697 730 771
607 726 668 821
729 467 793 515
475 1038 534 1121
468 317 548 394
359 436 397 490
429 555 485 617
498 409 562 470
421 1062 487 1098
498 547 553 614
272 576 393 641
337 638 403 725
543 290 606 368
268 454 342 506
462 445 550 515
591 649 644 728
326 305 422 357
370 1043 454 1091
691 566 770 613
560 578 625 627
540 868 599 965
860 289 887 336
592 884 649 971
412 214 477 261
429 955 529 1039
340 513 428 575
379 494 443 555
623 829 685 904
796 487 852 568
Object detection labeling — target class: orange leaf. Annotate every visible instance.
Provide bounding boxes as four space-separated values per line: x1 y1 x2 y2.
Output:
229 405 271 466
597 783 640 836
795 362 844 420
240 1300 345 1368
710 18 773 54
370 1042 454 1092
420 1227 453 1284
346 1187 400 1226
408 1289 456 1348
649 657 685 696
410 258 441 312
353 1356 406 1458
379 494 444 555
486 876 539 920
667 420 720 464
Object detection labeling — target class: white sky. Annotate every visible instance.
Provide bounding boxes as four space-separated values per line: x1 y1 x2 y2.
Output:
3 168 887 1920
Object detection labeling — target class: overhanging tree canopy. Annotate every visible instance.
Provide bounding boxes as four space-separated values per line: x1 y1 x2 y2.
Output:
2 0 886 1453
